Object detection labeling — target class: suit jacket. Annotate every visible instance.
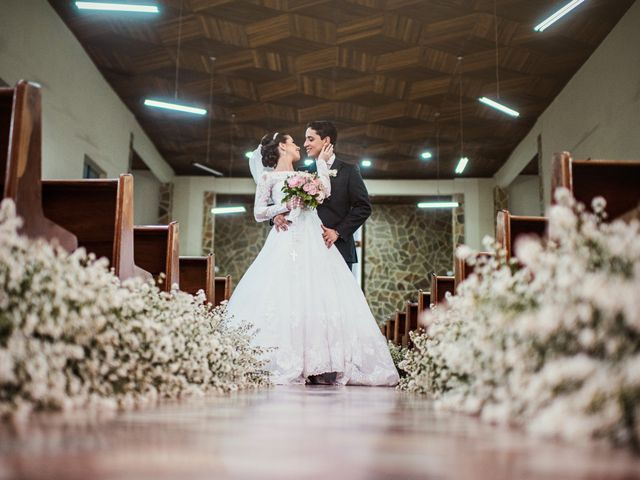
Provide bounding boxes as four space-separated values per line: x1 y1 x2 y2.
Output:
300 157 371 263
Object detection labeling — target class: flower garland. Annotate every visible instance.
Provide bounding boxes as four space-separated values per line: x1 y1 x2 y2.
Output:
0 200 270 419
400 190 640 449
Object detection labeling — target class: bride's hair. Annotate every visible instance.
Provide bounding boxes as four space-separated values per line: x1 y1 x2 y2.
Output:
260 132 288 168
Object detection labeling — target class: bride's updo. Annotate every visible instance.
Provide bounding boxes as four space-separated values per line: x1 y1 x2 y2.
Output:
260 132 288 168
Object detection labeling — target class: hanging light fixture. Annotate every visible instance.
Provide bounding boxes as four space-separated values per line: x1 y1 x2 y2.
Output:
144 1 207 116
211 206 247 215
76 2 160 13
192 57 222 176
418 201 459 209
456 58 469 176
417 113 459 209
534 0 586 32
478 1 520 118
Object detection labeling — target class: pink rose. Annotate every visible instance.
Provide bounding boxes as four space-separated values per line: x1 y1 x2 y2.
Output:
287 176 304 188
303 182 318 195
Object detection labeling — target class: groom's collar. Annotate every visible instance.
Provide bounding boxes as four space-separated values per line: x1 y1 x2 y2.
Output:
326 154 336 168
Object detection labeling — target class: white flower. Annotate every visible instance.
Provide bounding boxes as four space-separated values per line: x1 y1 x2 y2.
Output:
0 199 270 420
328 169 338 177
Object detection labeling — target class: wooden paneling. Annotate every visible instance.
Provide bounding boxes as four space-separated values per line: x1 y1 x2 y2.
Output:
48 0 633 179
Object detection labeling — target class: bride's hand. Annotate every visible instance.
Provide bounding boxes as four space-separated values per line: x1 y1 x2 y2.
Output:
286 197 303 211
318 143 333 162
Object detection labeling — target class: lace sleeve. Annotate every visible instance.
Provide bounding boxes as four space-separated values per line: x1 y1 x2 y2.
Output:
254 173 289 222
316 159 332 197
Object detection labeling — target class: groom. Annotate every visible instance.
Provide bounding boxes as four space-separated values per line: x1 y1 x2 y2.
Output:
273 120 372 271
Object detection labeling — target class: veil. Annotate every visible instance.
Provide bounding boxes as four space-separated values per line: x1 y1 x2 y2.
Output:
248 144 274 184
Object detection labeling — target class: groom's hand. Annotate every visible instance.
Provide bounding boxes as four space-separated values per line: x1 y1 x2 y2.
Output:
274 213 289 232
321 225 338 248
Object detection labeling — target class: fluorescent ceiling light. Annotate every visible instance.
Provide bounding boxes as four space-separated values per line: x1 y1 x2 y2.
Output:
455 157 469 175
193 162 223 176
361 159 372 167
76 2 159 13
244 151 253 159
304 159 314 166
478 97 520 117
534 0 586 32
420 151 433 160
211 206 247 215
144 99 206 115
417 201 460 209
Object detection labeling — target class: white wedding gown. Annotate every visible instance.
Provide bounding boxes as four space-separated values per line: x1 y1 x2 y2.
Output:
226 159 399 386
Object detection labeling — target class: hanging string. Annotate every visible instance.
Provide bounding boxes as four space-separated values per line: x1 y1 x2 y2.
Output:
174 0 184 100
205 59 215 166
435 112 441 198
493 0 501 99
458 57 464 161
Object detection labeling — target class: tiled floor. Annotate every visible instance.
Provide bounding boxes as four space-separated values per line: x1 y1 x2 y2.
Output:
1 385 639 480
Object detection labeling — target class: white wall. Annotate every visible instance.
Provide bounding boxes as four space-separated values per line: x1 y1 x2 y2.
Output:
0 0 174 183
172 176 496 255
495 1 640 205
132 170 161 225
507 175 541 216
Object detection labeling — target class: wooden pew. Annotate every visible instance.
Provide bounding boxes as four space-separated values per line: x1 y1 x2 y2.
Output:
552 151 640 220
1 80 76 251
454 251 495 291
179 254 215 304
214 275 233 307
430 274 454 305
495 210 547 260
393 311 406 346
403 301 419 348
385 315 396 342
417 290 431 314
384 313 396 341
134 222 180 292
42 174 150 281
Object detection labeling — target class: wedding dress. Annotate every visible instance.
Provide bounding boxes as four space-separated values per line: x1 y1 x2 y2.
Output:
226 158 399 386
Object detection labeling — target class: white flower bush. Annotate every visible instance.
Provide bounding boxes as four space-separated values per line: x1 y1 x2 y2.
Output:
400 189 640 449
0 200 270 419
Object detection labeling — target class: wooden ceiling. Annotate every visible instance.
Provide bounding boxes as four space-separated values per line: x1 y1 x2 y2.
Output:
49 0 633 179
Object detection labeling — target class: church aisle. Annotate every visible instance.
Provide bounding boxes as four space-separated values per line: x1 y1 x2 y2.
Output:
1 386 639 480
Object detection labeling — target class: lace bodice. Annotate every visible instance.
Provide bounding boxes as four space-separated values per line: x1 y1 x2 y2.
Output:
254 159 332 222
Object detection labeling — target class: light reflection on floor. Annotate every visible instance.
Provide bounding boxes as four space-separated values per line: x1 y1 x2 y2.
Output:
1 385 639 480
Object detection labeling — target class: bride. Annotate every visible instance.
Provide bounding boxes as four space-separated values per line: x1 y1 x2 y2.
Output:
225 132 399 386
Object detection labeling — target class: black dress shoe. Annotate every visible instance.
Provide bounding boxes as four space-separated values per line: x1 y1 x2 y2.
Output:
321 372 338 384
306 375 321 385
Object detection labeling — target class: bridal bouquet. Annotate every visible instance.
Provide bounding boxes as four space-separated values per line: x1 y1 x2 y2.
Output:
281 172 328 209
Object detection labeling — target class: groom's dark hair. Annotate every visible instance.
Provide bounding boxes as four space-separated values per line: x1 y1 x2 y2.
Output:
306 120 337 147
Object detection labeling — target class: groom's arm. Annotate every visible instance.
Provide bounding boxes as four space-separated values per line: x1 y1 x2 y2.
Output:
334 165 371 238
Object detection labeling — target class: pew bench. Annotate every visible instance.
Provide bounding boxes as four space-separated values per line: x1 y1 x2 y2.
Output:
403 301 419 348
134 222 180 292
1 80 76 251
552 152 640 220
42 174 150 282
179 254 215 304
214 275 233 307
430 274 455 305
393 310 407 346
496 210 547 261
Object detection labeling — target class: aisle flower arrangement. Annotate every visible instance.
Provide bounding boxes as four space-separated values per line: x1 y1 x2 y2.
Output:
400 190 640 449
0 200 270 419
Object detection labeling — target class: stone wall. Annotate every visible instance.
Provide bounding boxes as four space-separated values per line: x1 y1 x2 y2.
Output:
158 182 173 224
364 204 453 324
211 200 270 285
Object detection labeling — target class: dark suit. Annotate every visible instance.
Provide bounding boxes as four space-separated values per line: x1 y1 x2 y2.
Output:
301 158 371 265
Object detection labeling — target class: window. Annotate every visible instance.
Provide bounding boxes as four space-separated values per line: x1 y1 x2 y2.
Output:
83 155 106 179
